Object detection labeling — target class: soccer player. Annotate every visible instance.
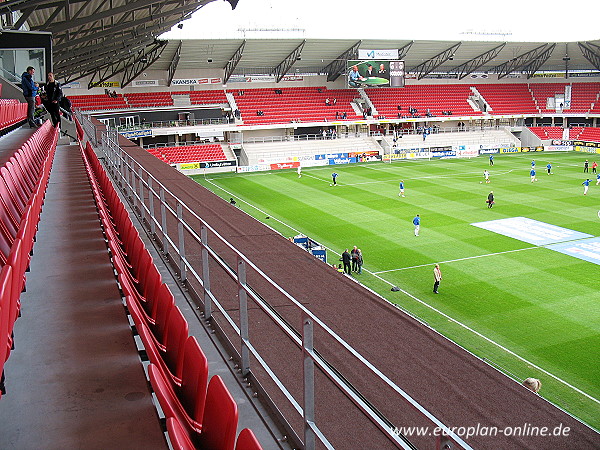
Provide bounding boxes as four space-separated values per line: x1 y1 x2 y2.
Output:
331 172 338 186
530 168 536 182
546 163 552 175
399 180 405 197
531 160 536 169
413 214 420 236
487 191 494 208
489 154 494 166
433 264 442 294
584 160 589 173
582 179 590 195
592 161 598 174
484 170 490 183
297 165 302 178
596 173 600 186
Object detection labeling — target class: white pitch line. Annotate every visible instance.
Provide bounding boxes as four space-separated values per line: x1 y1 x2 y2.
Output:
374 246 537 274
199 177 600 407
368 270 600 406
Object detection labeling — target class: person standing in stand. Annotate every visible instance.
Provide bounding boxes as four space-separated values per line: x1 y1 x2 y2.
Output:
433 264 442 294
21 66 39 128
43 72 62 128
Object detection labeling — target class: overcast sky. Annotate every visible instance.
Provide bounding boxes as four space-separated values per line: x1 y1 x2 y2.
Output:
162 0 600 42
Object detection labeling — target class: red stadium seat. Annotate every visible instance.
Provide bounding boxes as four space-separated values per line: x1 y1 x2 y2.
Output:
235 428 263 450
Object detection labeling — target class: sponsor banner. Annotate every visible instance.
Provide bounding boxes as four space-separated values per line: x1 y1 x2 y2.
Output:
90 81 120 88
328 157 356 165
469 73 490 79
546 237 600 265
316 152 348 160
551 139 573 146
310 248 327 263
573 141 599 148
432 150 456 158
358 49 399 60
132 79 159 87
237 164 270 173
270 161 300 170
281 75 304 82
120 129 152 138
457 149 479 158
424 73 459 79
171 78 222 85
569 72 600 78
179 162 202 170
479 148 500 155
62 81 81 89
574 146 600 154
201 160 236 169
531 72 565 78
500 147 520 153
348 150 380 158
545 145 572 152
471 217 593 246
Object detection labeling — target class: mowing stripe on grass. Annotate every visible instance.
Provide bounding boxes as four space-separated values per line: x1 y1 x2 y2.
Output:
203 177 600 407
373 246 539 274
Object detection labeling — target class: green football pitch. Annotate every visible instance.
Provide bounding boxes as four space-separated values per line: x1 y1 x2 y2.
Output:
191 152 600 430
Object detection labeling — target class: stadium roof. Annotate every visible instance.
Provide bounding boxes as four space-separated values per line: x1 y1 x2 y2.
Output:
1 0 600 86
154 38 600 84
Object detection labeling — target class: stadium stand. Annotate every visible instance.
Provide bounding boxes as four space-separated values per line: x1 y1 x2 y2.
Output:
0 99 27 133
125 92 174 108
233 87 362 124
367 84 479 118
474 83 539 114
147 143 227 164
69 93 128 111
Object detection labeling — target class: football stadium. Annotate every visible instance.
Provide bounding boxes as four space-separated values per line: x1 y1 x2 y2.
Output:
0 1 599 449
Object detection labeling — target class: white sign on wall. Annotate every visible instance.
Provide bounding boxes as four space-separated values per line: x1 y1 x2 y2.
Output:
358 49 399 60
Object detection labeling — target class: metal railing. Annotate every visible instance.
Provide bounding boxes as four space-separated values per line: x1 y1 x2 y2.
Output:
77 111 473 450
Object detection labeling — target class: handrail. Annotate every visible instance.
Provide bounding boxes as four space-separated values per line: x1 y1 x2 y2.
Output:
76 111 473 450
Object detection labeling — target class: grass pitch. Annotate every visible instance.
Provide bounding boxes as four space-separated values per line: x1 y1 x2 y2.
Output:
192 152 600 430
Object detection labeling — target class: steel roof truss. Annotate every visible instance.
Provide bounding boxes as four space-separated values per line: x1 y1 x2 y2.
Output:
167 39 182 86
449 43 506 79
409 42 461 80
578 42 600 71
322 40 361 82
223 39 245 84
273 40 305 83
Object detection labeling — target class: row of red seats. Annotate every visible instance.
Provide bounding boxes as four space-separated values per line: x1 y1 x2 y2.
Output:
79 141 261 450
0 121 58 399
0 100 27 132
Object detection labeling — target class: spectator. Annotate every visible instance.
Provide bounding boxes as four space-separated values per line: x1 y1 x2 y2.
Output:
341 249 351 274
351 246 359 272
43 72 62 128
325 98 330 106
356 249 363 274
433 264 442 294
21 66 39 128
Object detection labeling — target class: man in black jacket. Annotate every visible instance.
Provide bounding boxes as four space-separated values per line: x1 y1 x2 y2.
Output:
341 249 352 274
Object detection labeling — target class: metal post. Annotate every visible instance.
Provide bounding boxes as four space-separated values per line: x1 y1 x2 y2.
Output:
303 316 316 450
177 202 186 282
148 178 156 235
238 258 250 376
201 225 211 319
138 168 145 223
160 188 169 256
129 155 136 201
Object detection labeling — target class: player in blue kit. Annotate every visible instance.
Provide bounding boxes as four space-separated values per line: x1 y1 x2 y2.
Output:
546 163 552 175
399 180 405 197
582 179 590 195
530 168 536 183
331 172 338 186
413 214 420 236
